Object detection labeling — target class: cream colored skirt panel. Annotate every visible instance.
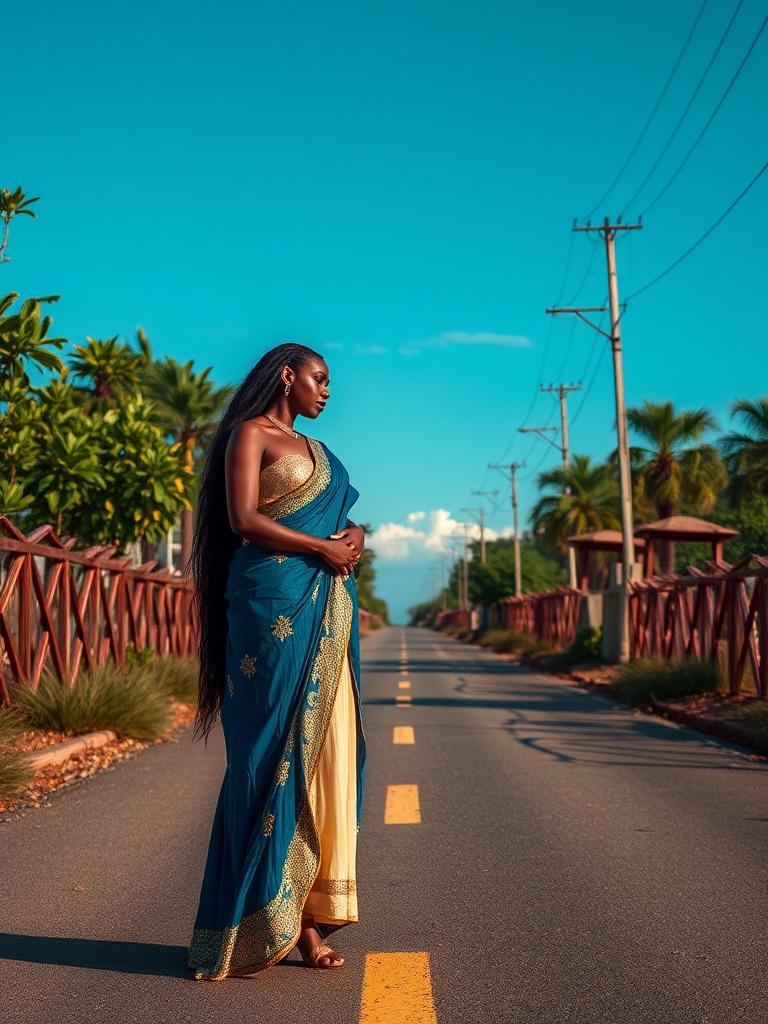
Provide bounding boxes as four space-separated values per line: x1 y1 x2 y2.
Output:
302 648 358 925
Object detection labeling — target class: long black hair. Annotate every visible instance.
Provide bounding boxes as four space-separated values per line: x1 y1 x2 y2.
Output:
191 342 324 743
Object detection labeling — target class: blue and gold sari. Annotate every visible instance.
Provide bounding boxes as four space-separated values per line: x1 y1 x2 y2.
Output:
188 436 366 979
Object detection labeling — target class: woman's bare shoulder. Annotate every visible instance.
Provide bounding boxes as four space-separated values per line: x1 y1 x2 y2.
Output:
227 418 270 455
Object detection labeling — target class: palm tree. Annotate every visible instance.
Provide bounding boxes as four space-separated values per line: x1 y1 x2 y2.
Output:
68 336 141 408
139 351 231 571
0 186 40 263
627 400 727 572
531 454 621 554
720 398 768 504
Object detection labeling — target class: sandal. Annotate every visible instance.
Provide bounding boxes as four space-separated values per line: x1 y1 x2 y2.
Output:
297 939 345 969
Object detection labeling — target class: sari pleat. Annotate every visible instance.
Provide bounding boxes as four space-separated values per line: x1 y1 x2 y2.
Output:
187 436 366 980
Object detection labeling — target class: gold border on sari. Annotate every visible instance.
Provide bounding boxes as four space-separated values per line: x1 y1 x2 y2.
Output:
188 572 354 980
257 436 331 520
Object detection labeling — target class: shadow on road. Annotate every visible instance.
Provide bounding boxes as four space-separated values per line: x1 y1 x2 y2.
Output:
0 933 192 978
362 658 768 774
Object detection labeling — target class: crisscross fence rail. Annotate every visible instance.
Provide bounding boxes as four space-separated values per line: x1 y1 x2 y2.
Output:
434 588 580 649
628 556 768 698
491 587 581 649
0 517 197 704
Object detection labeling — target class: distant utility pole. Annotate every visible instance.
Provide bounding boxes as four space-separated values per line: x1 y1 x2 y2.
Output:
471 490 500 565
460 523 471 612
461 504 489 563
438 553 452 610
444 536 462 606
538 382 583 588
489 461 525 597
546 215 643 663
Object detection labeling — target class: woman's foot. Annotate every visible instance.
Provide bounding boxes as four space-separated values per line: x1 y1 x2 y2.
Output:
296 917 345 968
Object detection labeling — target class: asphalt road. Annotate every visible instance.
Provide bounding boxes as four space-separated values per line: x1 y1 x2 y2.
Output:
2 625 767 1023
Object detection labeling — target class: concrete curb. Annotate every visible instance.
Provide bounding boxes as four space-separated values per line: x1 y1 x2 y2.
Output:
26 730 118 771
564 669 768 757
648 698 767 755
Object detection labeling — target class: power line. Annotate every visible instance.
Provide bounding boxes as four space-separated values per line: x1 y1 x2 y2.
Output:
582 0 710 221
626 156 768 301
639 11 768 217
620 0 745 215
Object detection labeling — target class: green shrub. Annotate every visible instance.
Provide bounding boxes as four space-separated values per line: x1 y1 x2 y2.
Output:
0 707 25 744
518 635 550 657
570 626 603 661
478 630 549 656
150 656 198 706
0 708 33 799
0 748 33 800
539 627 604 671
479 630 509 648
12 663 171 740
613 657 723 707
125 644 154 668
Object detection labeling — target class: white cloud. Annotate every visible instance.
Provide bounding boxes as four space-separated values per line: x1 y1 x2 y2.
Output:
368 507 510 561
416 330 532 349
354 343 390 355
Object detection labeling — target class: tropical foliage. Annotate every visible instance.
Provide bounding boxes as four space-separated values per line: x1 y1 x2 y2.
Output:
627 401 726 524
354 523 390 623
0 186 39 264
0 294 195 545
720 398 768 504
531 454 620 553
136 328 232 567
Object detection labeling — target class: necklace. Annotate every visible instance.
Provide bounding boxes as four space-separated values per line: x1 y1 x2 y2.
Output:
266 413 299 438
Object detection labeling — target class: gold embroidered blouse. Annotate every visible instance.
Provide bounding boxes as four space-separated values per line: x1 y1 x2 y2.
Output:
258 453 315 509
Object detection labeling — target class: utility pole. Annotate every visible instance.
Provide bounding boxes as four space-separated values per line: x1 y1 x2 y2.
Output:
538 382 583 588
461 504 488 564
489 461 525 597
546 215 642 662
446 538 463 609
461 522 470 613
471 490 500 564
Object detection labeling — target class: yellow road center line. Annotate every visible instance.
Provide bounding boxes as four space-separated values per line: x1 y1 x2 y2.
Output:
395 694 412 704
384 784 421 824
359 952 437 1024
398 680 411 689
393 725 415 744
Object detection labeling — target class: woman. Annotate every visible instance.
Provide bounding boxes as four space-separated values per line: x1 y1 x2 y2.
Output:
187 343 366 979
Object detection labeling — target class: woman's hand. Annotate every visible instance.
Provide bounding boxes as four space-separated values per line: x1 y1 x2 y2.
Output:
332 524 365 559
317 536 358 575
319 525 364 576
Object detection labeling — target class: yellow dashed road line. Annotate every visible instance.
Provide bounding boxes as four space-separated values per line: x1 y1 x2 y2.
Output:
396 694 412 705
359 952 437 1023
393 725 415 744
398 680 411 689
384 783 421 823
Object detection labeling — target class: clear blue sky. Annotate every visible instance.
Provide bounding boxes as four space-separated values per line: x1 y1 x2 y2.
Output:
6 0 767 623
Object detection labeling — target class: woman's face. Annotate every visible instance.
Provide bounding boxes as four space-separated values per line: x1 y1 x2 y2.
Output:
285 357 330 419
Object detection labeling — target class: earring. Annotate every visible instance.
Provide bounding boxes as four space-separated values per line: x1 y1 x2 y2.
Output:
284 382 291 396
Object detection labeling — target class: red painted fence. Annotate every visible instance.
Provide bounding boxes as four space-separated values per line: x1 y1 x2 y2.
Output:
0 517 383 704
435 588 580 650
628 556 768 698
435 558 768 699
0 517 197 703
493 587 581 649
